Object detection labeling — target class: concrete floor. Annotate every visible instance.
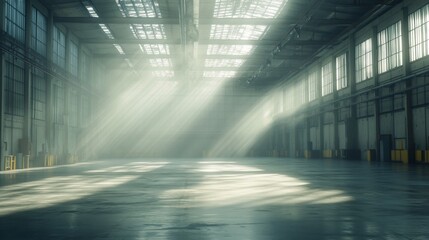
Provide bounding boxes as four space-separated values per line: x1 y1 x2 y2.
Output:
0 158 429 240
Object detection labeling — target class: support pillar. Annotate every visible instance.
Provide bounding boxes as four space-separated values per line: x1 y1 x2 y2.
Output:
347 34 359 159
402 7 415 163
23 0 33 158
372 26 381 161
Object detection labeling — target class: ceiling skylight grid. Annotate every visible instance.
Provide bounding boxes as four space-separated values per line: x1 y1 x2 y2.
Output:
140 44 170 55
207 45 254 55
152 70 174 78
213 0 286 18
116 0 162 18
205 59 245 68
130 24 166 40
209 25 267 40
113 44 126 55
203 71 236 78
116 0 166 40
150 58 172 67
82 1 124 54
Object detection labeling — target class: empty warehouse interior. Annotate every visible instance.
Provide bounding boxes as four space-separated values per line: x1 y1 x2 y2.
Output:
2 0 429 239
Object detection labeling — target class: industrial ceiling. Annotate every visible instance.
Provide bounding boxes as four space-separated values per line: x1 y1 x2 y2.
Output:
40 0 399 87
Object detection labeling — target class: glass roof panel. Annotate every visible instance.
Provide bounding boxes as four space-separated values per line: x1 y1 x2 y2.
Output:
99 24 115 39
203 71 236 78
213 0 287 18
82 1 99 17
207 45 254 55
209 25 267 40
113 44 126 55
129 24 166 39
149 58 172 67
152 70 174 78
140 44 170 55
205 59 245 67
116 0 162 18
116 0 166 40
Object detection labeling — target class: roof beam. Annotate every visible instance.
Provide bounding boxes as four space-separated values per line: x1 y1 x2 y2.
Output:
54 17 352 26
82 38 327 46
81 39 279 45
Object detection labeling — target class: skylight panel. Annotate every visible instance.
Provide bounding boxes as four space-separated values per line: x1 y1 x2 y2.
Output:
99 24 115 39
130 24 166 39
152 70 174 78
205 59 245 67
203 71 236 78
150 58 172 67
209 25 267 40
207 45 254 55
116 0 162 18
82 1 99 17
116 0 166 40
139 44 170 55
113 44 126 55
213 0 286 18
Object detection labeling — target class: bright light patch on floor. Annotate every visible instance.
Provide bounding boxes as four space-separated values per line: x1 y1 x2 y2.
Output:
0 175 137 216
0 161 168 216
86 162 168 173
160 162 352 208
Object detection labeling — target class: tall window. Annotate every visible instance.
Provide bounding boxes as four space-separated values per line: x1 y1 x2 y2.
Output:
294 80 306 106
69 91 78 127
32 69 46 120
80 53 89 83
336 53 347 90
31 8 47 56
308 71 317 101
356 38 373 82
81 96 90 128
378 21 402 73
321 62 333 96
4 0 25 42
409 5 429 61
53 83 65 124
70 42 79 76
5 61 25 116
53 26 66 68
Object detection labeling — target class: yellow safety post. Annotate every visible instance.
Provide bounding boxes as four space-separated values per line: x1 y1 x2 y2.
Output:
416 150 423 163
400 150 408 164
424 150 429 162
4 155 16 171
22 155 30 168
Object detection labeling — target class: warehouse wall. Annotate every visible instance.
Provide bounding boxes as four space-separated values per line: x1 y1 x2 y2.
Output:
0 0 101 170
261 0 429 163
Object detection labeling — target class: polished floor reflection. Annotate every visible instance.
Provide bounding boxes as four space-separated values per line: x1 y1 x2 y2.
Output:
1 158 429 239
